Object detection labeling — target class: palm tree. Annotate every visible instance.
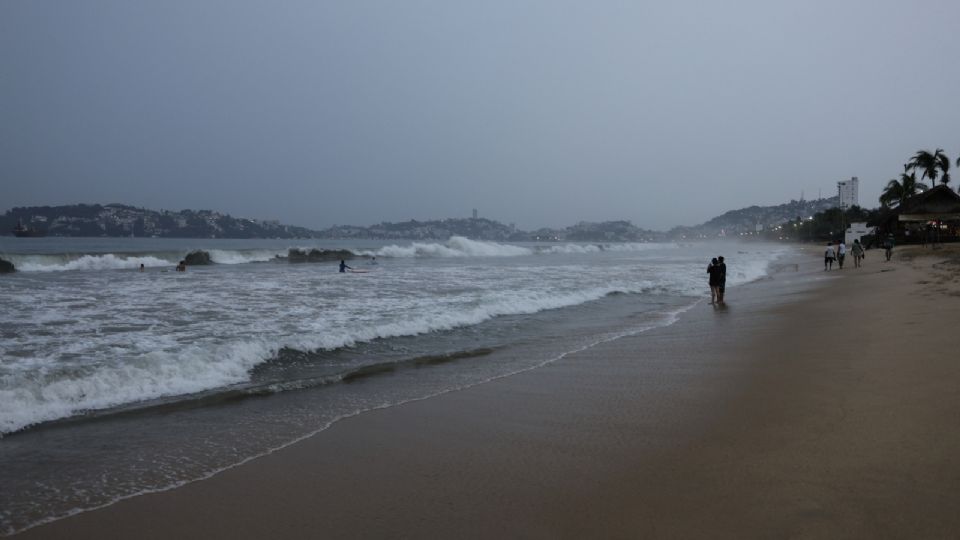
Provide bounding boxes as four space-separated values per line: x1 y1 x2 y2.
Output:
879 166 928 208
936 150 950 185
956 153 960 191
907 148 950 186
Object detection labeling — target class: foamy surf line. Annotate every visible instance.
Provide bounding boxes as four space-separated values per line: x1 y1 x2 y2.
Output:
0 284 666 435
3 250 288 272
1 238 670 271
0 243 787 435
3 298 698 537
359 236 676 258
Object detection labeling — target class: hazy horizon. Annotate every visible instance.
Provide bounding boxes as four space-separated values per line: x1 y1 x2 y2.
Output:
3 1 959 231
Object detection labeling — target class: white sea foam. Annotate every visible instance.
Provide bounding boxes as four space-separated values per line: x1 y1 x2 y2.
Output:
207 249 284 264
0 340 272 434
4 249 282 271
11 254 176 272
2 239 667 272
366 237 682 258
0 241 792 435
0 282 646 434
367 236 533 258
538 242 675 254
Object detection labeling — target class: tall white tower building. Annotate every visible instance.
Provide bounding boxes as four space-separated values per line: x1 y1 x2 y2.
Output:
837 177 859 209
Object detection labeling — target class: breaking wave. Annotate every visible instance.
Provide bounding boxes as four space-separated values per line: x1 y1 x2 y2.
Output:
2 238 680 271
0 283 651 435
366 237 532 258
362 236 673 258
10 253 179 272
2 250 286 272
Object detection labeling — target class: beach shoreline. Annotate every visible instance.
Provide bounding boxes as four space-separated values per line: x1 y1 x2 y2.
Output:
14 244 960 539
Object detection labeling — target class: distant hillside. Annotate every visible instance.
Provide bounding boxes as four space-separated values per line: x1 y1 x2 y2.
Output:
669 196 843 238
318 218 663 242
1 204 315 238
318 218 522 241
3 197 854 241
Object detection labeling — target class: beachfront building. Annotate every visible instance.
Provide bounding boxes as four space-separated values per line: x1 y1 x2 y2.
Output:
844 222 870 246
871 184 960 244
837 176 859 209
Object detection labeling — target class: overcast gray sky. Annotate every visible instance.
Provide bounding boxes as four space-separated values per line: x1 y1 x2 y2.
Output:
2 1 959 231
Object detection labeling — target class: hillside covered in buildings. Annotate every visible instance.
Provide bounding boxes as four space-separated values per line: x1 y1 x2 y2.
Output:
4 195 856 242
1 204 315 239
669 196 844 239
319 218 663 242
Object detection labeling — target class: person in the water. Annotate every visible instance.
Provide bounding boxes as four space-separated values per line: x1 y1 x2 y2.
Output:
339 260 351 273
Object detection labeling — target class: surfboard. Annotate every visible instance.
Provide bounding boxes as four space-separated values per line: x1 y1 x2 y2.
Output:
348 268 370 273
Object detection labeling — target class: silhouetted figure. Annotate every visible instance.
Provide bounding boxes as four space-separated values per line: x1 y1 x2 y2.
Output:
707 258 721 304
851 239 865 268
716 256 727 304
883 234 894 261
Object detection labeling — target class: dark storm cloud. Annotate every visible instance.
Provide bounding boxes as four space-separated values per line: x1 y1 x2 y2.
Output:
2 0 959 230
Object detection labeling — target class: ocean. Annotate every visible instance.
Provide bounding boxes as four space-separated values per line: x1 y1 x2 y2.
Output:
0 236 789 534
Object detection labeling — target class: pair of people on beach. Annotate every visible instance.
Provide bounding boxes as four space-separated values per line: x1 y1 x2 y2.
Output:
707 256 726 305
824 242 842 270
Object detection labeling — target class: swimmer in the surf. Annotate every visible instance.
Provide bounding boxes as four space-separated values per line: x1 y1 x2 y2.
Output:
339 260 351 273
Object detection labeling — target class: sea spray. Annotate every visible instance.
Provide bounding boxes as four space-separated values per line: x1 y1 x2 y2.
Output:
0 240 789 434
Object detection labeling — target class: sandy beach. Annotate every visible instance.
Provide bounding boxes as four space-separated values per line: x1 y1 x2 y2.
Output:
15 244 960 539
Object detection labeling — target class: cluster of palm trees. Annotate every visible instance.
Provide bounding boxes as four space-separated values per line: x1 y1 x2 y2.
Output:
879 149 957 208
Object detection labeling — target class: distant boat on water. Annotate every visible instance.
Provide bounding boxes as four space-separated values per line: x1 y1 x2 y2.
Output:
12 219 46 237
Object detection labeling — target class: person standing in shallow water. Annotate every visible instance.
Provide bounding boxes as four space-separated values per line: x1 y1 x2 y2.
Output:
824 242 836 271
339 259 351 273
716 256 727 304
707 258 721 304
851 239 865 268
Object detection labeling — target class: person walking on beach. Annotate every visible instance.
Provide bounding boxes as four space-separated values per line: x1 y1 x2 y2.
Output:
707 258 721 304
717 256 727 304
836 241 847 269
824 242 836 271
339 259 352 273
851 239 865 268
883 234 895 261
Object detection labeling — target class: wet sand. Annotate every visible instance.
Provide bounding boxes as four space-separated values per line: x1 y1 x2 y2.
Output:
17 245 960 539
